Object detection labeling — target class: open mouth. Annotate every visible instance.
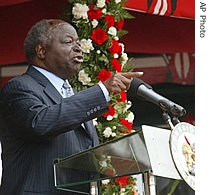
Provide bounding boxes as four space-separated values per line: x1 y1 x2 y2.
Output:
73 56 84 63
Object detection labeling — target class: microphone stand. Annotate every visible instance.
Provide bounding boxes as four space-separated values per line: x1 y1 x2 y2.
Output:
162 111 182 130
162 112 175 130
144 112 181 195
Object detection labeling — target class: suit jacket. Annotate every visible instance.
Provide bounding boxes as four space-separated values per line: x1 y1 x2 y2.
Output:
0 66 108 195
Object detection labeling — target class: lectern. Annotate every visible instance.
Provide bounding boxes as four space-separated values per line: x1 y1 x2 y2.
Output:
53 124 195 194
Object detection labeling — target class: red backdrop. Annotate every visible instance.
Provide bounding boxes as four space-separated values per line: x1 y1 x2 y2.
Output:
0 0 195 66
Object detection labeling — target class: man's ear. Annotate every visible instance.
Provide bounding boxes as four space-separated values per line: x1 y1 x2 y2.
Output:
35 44 46 59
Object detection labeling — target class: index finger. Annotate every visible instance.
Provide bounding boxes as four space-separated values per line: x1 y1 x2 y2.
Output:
122 71 144 79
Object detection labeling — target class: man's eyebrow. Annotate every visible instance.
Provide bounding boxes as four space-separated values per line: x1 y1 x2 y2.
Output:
61 34 79 40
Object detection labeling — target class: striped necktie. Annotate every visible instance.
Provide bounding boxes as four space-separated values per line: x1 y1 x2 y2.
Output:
62 80 74 97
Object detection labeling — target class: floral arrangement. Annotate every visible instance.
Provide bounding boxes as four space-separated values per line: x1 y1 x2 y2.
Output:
101 176 138 195
93 150 117 177
66 0 135 143
63 0 138 193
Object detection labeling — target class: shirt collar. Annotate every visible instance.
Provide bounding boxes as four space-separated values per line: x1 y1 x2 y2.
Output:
32 65 64 96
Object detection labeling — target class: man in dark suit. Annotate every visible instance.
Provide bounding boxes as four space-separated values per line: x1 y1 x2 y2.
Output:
0 19 143 194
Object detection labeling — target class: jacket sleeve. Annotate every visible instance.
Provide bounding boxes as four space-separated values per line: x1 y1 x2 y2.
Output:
0 77 109 139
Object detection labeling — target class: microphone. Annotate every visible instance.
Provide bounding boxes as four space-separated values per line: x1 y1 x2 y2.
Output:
127 78 186 117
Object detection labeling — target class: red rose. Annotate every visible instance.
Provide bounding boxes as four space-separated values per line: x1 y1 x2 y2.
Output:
91 28 108 45
116 19 124 30
117 91 127 102
97 69 112 82
120 118 133 131
105 169 115 176
111 58 122 72
115 176 129 187
109 39 122 55
87 4 102 20
104 15 115 28
103 104 115 118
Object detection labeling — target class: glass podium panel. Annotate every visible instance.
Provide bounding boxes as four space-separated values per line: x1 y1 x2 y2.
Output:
53 130 152 193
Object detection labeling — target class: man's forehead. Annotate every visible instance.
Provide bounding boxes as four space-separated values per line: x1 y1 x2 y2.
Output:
45 19 79 40
47 19 69 30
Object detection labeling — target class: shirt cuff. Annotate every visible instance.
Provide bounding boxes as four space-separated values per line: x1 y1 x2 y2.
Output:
98 82 110 102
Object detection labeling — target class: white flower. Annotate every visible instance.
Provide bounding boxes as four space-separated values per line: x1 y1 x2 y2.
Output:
128 100 132 105
102 8 107 13
114 54 119 58
111 132 116 137
120 188 125 195
121 52 127 60
121 52 128 65
120 188 125 192
92 118 98 126
80 38 94 53
103 127 113 138
113 113 118 118
91 19 98 28
119 43 125 53
72 3 89 19
115 0 121 3
78 69 91 85
97 50 101 54
102 179 110 185
99 160 107 167
108 27 117 36
125 101 132 110
97 0 106 8
114 36 119 41
107 115 113 121
127 112 135 122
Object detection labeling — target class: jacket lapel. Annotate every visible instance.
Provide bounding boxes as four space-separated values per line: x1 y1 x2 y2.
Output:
26 65 62 104
43 84 62 104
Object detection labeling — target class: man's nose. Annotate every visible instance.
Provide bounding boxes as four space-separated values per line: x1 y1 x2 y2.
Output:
72 43 82 53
